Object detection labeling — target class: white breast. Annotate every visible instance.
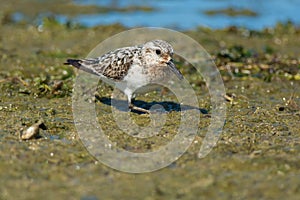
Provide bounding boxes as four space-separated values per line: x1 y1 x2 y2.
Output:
117 64 150 93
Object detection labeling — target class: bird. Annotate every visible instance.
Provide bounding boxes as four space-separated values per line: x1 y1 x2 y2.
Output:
65 39 183 113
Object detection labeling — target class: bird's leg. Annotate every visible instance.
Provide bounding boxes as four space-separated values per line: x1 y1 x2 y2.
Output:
128 95 150 114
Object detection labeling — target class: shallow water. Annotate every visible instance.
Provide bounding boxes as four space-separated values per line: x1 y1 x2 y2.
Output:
71 0 300 30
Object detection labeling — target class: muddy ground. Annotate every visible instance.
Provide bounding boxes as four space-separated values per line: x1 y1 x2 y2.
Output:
0 4 300 200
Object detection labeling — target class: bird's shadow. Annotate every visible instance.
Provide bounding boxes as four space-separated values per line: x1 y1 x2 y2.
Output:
96 96 208 115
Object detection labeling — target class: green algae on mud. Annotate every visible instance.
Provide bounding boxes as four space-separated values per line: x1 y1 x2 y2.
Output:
0 17 300 200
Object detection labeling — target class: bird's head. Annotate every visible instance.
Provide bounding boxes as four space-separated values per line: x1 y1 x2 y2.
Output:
142 40 183 80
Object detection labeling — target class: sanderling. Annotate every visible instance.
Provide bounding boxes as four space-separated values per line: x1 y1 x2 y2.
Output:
65 39 183 113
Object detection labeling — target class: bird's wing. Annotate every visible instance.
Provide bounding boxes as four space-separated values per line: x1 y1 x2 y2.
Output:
65 46 141 81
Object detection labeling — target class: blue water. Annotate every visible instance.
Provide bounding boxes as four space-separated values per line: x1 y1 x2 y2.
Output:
69 0 300 30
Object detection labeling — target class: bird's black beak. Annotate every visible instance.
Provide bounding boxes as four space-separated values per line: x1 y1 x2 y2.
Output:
167 59 184 80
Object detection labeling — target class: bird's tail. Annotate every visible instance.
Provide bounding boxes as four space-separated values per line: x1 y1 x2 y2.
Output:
64 59 82 69
64 59 99 75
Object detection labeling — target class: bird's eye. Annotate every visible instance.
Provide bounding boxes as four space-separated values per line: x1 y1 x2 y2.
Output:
155 49 161 55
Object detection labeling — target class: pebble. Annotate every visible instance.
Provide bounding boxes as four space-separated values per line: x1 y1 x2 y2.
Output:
20 119 47 140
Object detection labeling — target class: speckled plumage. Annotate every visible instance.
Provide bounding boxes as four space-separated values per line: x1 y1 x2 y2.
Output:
65 40 183 113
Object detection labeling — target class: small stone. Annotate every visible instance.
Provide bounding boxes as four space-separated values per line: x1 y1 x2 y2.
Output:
20 119 47 140
20 125 40 140
250 150 262 158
